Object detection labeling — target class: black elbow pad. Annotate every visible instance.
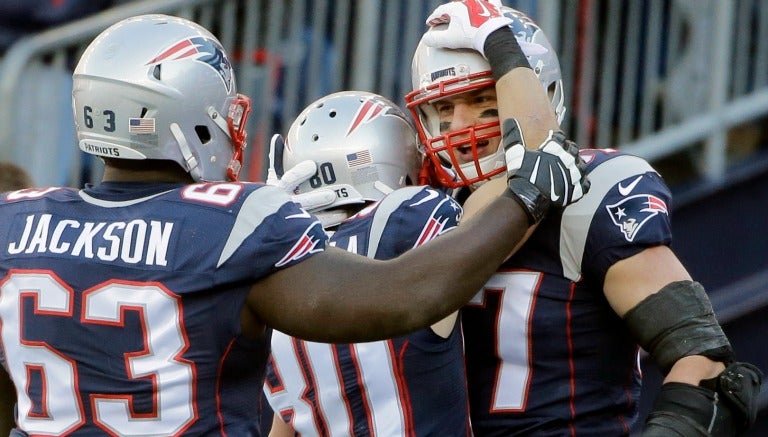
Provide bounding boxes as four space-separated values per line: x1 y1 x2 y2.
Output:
623 280 733 374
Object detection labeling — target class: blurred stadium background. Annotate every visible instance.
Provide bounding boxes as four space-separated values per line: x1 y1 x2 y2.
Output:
0 0 765 434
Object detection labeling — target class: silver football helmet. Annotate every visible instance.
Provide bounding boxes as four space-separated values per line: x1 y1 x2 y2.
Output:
405 7 564 188
72 14 251 182
283 91 420 209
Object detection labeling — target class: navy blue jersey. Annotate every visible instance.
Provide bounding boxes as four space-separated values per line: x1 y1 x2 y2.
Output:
263 186 471 437
0 181 326 436
464 150 673 436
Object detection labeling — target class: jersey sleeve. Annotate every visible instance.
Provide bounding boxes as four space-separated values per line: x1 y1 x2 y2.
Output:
561 150 673 286
362 186 462 260
217 184 328 280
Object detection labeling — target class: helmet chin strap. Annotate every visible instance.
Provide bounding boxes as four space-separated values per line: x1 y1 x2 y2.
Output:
170 123 202 181
373 181 395 196
208 101 250 181
454 141 505 188
207 107 239 178
316 210 352 229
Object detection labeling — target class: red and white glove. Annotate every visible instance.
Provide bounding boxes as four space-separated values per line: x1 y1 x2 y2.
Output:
423 0 512 57
266 134 336 212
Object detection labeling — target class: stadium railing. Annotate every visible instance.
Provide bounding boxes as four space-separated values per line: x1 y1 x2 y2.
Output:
0 0 766 190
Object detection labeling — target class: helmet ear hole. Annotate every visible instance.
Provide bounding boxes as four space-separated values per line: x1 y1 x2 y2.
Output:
152 64 161 80
547 83 557 101
195 125 211 144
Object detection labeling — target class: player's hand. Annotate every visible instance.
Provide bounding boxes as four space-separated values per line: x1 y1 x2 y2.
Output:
502 118 590 224
266 134 336 211
423 0 512 56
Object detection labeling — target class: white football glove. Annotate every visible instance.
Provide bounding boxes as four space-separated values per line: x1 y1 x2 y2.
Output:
266 134 336 212
423 0 512 57
502 118 590 223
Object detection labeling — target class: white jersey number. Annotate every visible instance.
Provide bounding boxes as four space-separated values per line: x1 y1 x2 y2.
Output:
0 271 195 436
265 331 406 437
181 183 242 206
468 270 539 411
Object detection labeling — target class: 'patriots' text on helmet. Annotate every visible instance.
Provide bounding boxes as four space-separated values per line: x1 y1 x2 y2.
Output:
72 14 251 182
404 7 564 188
283 91 421 211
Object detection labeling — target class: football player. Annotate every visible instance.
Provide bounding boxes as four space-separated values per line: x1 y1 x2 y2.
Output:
263 91 471 436
406 1 762 435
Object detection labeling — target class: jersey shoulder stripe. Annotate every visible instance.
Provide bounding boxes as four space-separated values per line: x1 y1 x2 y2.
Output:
560 150 671 281
364 186 460 257
219 184 295 266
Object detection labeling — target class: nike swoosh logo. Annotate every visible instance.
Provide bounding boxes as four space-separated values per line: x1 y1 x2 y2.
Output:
528 156 541 185
549 171 560 201
410 188 439 207
618 175 643 196
286 210 311 219
478 3 492 17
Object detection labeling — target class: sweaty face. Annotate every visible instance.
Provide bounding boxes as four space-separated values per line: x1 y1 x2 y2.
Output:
432 86 501 164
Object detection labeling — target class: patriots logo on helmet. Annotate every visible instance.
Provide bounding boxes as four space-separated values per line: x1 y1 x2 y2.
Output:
346 98 389 136
507 9 537 42
147 36 233 93
607 194 668 242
